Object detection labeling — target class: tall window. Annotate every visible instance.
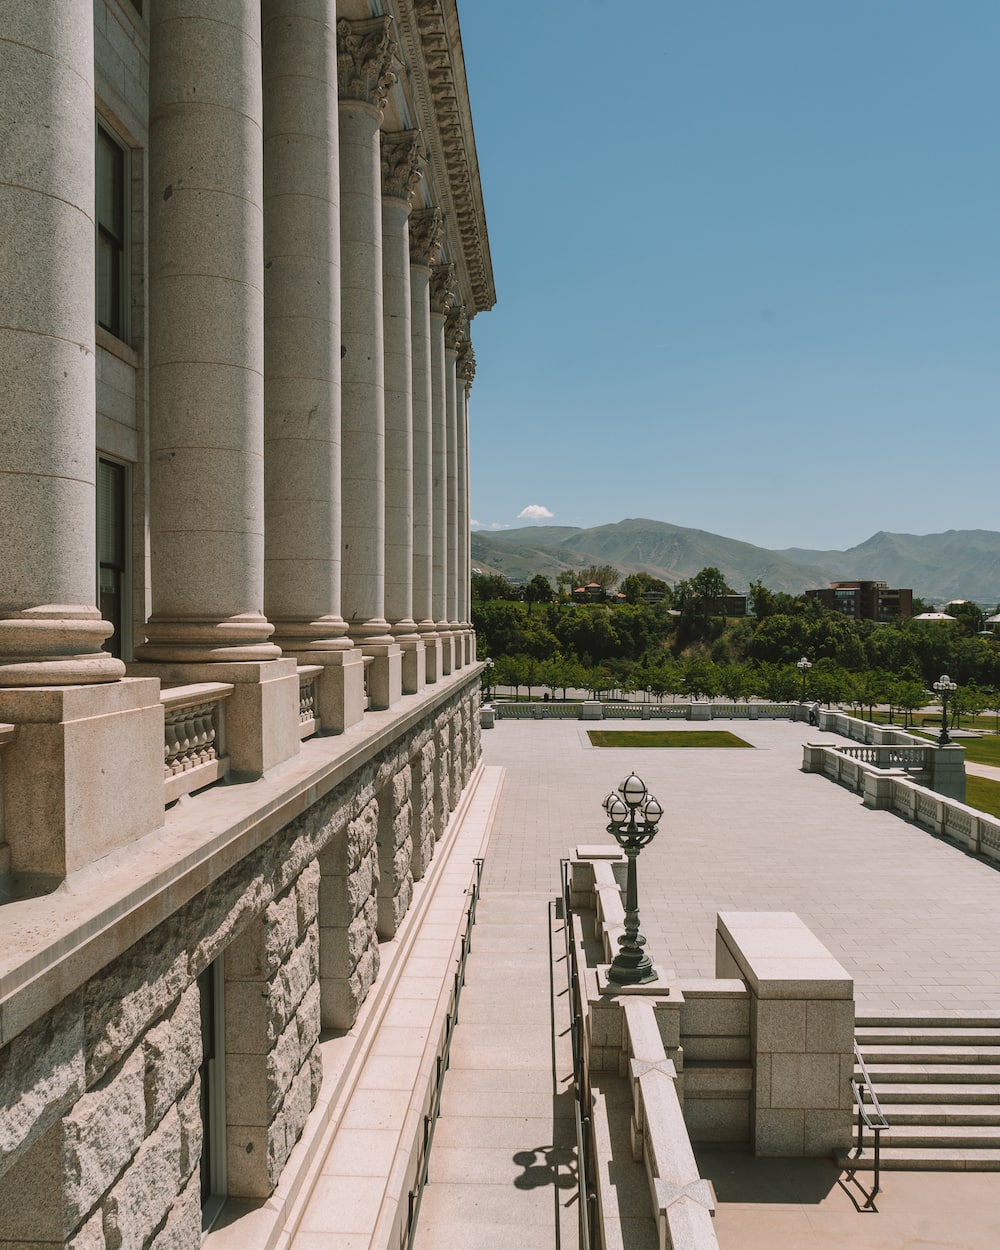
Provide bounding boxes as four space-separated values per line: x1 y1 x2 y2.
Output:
96 125 127 339
97 458 127 658
199 959 227 1225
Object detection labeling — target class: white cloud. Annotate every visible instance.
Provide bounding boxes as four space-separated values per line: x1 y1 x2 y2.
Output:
470 519 482 529
488 522 510 530
517 504 555 520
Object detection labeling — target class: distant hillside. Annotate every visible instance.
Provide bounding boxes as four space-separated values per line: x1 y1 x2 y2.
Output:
778 530 1000 605
473 519 1000 604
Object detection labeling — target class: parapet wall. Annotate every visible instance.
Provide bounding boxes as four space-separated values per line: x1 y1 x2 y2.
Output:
0 673 481 1247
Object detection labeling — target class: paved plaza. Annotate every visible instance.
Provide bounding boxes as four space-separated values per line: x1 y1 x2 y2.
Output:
481 718 1000 1016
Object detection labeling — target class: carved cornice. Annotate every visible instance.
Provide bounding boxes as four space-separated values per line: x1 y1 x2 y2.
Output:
337 16 398 113
429 262 456 316
409 206 444 268
444 305 467 353
380 130 424 205
392 0 495 314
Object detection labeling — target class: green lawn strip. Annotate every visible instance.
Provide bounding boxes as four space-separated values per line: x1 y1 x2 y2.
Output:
965 775 1000 820
910 733 1000 767
587 730 752 749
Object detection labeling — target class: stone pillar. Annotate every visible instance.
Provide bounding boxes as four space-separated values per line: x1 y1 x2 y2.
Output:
457 343 476 664
0 4 163 878
0 6 121 687
261 0 364 734
409 209 444 683
337 16 402 710
444 308 465 667
140 0 300 778
381 130 425 694
429 263 456 674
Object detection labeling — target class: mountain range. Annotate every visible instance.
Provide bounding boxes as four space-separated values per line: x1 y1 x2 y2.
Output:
470 518 1000 606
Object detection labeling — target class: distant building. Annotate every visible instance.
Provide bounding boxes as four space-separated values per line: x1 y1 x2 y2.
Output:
572 582 607 603
806 581 913 622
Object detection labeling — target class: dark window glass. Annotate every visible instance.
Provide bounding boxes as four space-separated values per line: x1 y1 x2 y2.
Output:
96 126 126 337
97 458 126 658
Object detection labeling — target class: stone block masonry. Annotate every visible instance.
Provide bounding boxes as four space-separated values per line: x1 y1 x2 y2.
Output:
0 684 477 1246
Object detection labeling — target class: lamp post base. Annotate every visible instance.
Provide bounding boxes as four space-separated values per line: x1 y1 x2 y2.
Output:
597 964 674 995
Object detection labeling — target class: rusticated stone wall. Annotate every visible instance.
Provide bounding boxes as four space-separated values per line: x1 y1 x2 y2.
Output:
0 685 477 1246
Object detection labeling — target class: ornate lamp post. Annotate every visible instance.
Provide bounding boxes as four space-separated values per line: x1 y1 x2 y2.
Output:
602 772 663 986
933 674 957 746
797 656 812 702
483 657 494 701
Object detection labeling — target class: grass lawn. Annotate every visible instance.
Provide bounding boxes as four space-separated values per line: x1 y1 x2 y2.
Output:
965 775 1000 820
587 730 752 749
910 732 1000 768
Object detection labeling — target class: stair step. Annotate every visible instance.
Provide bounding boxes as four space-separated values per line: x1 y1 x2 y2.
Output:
879 1104 1000 1126
871 1083 1000 1105
859 1045 1000 1064
856 1027 1000 1047
836 1146 1000 1172
862 1064 1000 1084
860 1124 1000 1149
857 1015 1000 1029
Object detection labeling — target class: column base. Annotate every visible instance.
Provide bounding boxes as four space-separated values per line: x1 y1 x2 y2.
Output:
0 678 164 878
418 626 441 684
277 648 366 734
0 606 125 686
129 658 300 779
135 613 281 663
359 642 402 711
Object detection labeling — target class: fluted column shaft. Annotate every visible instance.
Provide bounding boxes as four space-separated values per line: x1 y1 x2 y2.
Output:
457 347 473 631
338 18 394 642
444 310 465 641
143 0 278 661
409 209 442 657
429 265 455 667
0 5 121 684
380 132 420 638
262 0 349 652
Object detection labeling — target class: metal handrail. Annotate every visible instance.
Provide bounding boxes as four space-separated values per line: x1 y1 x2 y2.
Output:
561 858 597 1249
406 856 484 1247
845 1040 889 1207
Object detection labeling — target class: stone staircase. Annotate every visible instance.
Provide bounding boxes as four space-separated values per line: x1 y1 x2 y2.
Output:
839 1015 1000 1171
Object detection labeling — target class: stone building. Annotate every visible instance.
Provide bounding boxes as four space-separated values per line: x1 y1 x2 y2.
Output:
0 1 492 1245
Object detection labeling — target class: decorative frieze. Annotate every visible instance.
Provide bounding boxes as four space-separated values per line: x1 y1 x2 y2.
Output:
336 16 398 113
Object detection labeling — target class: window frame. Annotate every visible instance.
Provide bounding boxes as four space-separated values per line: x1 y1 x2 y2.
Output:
95 121 130 343
96 455 131 661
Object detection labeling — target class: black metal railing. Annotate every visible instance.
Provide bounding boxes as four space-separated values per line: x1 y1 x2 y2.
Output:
560 859 597 1249
845 1039 889 1208
405 856 484 1247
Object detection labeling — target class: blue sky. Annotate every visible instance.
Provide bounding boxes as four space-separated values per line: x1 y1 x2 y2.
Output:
457 1 999 552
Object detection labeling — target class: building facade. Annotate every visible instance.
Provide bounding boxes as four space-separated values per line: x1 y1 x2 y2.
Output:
806 581 913 622
0 1 492 1244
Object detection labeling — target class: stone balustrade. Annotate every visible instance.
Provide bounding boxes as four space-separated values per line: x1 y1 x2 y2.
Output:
161 683 233 805
298 666 322 740
491 700 798 722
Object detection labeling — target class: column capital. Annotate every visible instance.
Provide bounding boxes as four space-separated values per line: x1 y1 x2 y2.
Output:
380 129 424 205
336 16 397 113
458 342 477 393
410 207 444 268
445 304 468 353
430 262 456 316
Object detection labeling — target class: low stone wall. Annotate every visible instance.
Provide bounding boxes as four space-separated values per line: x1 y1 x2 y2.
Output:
0 675 480 1248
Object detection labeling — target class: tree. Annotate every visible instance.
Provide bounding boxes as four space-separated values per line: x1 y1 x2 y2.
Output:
620 572 670 605
524 573 554 613
689 567 732 619
575 564 620 592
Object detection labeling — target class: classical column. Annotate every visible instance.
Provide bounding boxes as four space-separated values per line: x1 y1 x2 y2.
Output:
409 208 444 683
444 307 466 666
140 0 300 778
261 0 364 733
0 6 121 687
0 5 162 878
429 263 456 675
381 130 424 694
337 15 402 710
457 342 476 663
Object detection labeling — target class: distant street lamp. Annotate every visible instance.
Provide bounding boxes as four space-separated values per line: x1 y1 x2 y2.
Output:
483 657 494 701
933 674 957 746
602 772 663 986
797 656 812 702
645 684 652 704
